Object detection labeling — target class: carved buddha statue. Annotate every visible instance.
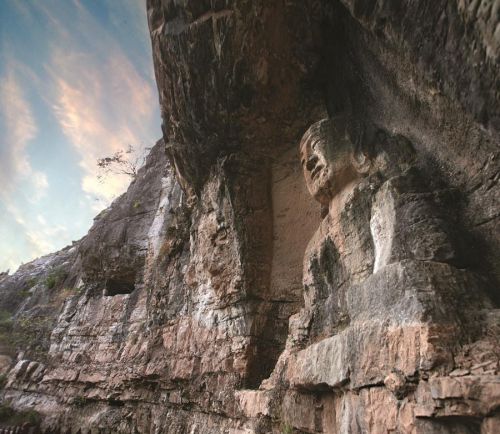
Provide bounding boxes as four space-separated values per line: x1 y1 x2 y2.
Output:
243 116 495 434
294 115 459 344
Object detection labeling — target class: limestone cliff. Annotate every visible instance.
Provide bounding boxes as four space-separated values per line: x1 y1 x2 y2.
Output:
0 0 499 433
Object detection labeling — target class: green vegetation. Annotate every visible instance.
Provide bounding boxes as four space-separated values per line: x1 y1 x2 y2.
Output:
280 423 293 434
72 396 88 407
0 402 41 425
0 374 7 390
0 310 13 331
45 275 57 289
26 277 38 289
45 267 68 289
133 200 141 209
18 289 31 299
13 277 40 300
0 313 52 361
13 316 52 359
0 310 14 357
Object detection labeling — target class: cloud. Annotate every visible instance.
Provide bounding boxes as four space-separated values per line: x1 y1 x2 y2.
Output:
39 1 159 206
6 0 34 23
0 61 61 272
0 64 50 203
30 172 49 202
3 202 66 259
0 0 161 272
33 172 49 190
0 67 38 192
49 52 155 203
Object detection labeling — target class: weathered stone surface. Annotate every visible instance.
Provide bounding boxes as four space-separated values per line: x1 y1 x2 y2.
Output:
0 0 498 433
232 112 496 433
147 0 323 195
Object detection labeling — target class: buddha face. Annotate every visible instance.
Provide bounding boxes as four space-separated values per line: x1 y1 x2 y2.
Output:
299 119 359 205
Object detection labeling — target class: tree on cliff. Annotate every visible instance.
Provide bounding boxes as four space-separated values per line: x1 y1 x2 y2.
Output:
96 145 150 182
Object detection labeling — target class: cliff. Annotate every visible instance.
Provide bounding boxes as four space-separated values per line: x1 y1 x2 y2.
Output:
0 1 499 433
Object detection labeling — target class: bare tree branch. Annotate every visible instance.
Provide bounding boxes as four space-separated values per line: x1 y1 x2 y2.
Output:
96 145 150 183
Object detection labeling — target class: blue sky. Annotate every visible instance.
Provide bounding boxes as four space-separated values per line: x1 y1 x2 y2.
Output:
0 0 161 273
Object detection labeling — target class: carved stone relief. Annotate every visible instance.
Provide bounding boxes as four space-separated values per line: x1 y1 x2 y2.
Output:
238 116 499 433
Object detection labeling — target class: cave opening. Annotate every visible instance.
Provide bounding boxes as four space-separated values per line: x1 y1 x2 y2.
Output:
104 278 135 296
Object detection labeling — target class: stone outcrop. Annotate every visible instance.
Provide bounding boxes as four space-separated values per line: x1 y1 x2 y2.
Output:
0 0 499 433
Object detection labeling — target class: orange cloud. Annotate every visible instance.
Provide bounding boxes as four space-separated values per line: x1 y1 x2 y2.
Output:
49 50 157 203
30 0 160 207
0 0 160 272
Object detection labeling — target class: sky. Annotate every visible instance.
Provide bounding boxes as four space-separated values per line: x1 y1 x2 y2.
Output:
0 0 162 273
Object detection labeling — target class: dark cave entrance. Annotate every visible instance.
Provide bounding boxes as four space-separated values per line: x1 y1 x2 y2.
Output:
104 278 135 296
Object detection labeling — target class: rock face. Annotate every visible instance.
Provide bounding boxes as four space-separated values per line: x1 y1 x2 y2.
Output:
1 0 499 433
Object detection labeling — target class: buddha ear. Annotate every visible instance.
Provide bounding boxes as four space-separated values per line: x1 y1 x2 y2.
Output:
351 147 372 175
347 119 372 175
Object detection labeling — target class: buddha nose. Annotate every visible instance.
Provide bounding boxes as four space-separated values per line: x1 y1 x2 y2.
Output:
306 155 318 172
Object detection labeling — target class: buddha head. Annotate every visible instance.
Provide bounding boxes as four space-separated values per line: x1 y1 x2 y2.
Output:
299 116 372 205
